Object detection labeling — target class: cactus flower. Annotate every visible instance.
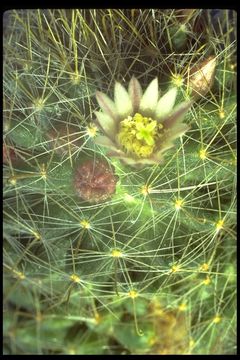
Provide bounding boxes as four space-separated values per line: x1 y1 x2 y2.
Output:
94 76 192 167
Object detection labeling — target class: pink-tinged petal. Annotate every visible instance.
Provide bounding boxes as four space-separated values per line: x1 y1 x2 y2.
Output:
139 78 159 115
114 82 133 118
134 158 160 165
162 100 193 129
107 152 159 166
94 111 116 138
155 87 178 119
107 149 127 157
95 135 118 151
152 143 175 161
128 76 143 113
167 123 189 141
153 124 189 162
96 91 117 120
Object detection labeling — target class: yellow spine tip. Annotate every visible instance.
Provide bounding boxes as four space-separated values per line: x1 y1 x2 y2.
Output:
80 220 91 229
216 219 224 231
178 303 187 311
70 274 81 283
111 249 123 258
171 264 181 273
189 339 195 348
94 313 101 324
219 110 225 119
199 263 209 272
13 270 25 280
172 74 184 87
86 124 98 138
128 290 138 299
141 184 151 195
213 315 221 324
9 176 17 185
203 276 211 285
32 231 41 240
175 199 184 210
199 149 207 160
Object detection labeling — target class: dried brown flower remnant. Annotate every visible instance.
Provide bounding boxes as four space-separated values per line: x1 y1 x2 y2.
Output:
74 159 118 203
189 56 217 98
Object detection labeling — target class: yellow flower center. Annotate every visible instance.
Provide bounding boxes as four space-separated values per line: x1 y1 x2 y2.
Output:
117 113 164 158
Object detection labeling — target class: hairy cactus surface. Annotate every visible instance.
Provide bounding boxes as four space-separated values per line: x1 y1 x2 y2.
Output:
3 9 236 355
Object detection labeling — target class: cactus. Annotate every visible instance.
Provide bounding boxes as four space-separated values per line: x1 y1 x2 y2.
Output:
3 9 236 355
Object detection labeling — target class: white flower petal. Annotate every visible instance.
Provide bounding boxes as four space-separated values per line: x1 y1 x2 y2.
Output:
153 143 175 161
128 76 142 112
163 100 192 129
95 111 116 137
114 82 133 118
167 123 189 140
95 135 118 151
139 78 159 114
155 87 178 119
96 91 117 120
107 153 159 166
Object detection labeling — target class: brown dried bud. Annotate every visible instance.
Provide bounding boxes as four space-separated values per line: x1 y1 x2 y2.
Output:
74 159 118 203
188 56 217 98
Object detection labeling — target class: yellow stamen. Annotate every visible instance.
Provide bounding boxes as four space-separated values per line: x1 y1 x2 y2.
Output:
118 113 164 158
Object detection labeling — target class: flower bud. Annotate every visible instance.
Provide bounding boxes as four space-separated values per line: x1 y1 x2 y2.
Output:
189 56 217 98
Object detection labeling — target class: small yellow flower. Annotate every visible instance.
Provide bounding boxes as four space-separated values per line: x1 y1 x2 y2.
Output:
94 77 192 167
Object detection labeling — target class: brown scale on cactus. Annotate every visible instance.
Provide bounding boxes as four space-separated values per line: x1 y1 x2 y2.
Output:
74 159 118 203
